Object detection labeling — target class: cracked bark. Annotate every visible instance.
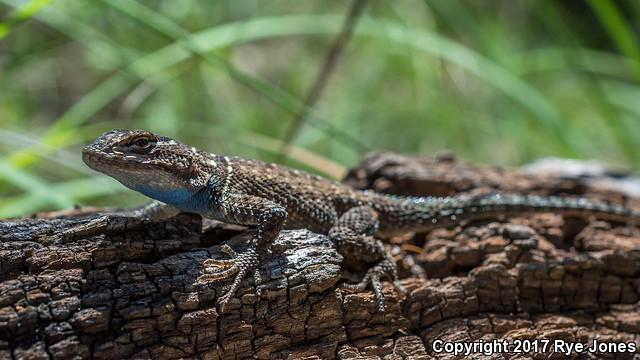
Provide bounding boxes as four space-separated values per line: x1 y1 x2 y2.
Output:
2 152 640 359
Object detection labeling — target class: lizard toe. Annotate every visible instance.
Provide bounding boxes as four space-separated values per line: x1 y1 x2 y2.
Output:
342 257 398 313
202 258 236 269
253 267 263 298
341 272 371 291
196 266 239 283
220 244 237 257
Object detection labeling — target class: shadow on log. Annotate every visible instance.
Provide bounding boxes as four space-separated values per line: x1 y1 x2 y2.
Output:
2 152 640 359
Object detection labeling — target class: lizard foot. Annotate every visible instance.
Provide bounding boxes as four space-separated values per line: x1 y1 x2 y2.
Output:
201 244 237 271
342 256 398 313
196 245 260 313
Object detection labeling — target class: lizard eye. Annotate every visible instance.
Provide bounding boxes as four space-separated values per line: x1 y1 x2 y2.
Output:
128 136 155 153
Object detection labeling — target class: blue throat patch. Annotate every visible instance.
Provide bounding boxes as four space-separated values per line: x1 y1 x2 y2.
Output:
134 185 206 212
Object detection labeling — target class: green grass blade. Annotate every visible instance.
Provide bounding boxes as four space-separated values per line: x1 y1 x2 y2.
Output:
588 0 640 82
512 47 640 79
0 129 91 174
0 158 74 209
355 18 574 152
0 0 52 40
0 176 126 217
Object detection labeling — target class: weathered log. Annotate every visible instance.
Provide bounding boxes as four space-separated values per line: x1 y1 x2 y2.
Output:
1 153 639 359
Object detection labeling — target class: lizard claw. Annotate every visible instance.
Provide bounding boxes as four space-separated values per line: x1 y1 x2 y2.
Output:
196 246 260 313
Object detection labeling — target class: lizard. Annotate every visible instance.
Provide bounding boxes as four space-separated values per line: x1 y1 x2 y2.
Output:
82 129 640 312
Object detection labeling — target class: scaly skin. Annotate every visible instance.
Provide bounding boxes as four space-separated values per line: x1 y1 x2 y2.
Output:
83 129 640 312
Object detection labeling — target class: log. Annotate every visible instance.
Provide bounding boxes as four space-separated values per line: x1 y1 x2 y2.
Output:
1 153 639 359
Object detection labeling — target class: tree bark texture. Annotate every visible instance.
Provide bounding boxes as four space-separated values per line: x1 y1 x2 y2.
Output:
2 153 640 359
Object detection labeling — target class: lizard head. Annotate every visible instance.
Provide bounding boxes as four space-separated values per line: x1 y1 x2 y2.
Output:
83 129 211 204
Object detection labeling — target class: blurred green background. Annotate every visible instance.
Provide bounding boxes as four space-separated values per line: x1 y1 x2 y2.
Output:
1 0 640 217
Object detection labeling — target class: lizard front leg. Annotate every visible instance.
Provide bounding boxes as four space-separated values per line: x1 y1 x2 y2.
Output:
329 206 400 312
123 200 181 219
196 193 287 312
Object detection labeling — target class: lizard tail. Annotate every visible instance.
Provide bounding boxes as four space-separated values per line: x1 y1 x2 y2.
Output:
375 193 639 234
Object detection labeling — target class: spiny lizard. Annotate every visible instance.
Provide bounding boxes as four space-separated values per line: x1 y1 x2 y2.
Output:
83 129 640 312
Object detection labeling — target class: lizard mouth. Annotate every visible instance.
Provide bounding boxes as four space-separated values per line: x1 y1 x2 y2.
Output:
82 147 134 175
81 147 103 172
82 146 120 172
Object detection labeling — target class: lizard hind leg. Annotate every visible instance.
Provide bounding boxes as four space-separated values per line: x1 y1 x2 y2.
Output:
330 206 400 313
